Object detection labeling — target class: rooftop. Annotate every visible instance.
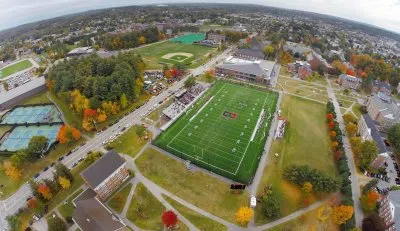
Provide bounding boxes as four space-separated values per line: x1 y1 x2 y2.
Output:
0 76 46 105
80 150 126 189
387 190 400 231
362 113 389 154
73 197 125 231
218 56 276 79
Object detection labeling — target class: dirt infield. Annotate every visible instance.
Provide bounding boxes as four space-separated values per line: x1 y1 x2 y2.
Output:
161 52 194 62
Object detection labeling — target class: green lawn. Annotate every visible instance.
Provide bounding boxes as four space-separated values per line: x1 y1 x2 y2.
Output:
58 189 84 219
20 91 51 105
0 138 86 199
48 92 82 129
154 82 278 183
254 95 337 225
134 41 215 69
126 183 165 230
135 148 249 224
0 126 11 139
107 183 133 213
164 195 227 231
106 125 151 157
0 60 32 79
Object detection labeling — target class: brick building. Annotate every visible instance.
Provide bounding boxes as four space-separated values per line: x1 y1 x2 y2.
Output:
81 150 130 201
338 74 362 90
378 190 400 231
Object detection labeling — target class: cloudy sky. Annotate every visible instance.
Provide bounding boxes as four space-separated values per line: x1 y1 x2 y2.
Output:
0 0 399 33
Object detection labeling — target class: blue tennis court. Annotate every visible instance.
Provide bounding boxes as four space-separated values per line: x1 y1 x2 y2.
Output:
1 105 62 125
0 125 62 152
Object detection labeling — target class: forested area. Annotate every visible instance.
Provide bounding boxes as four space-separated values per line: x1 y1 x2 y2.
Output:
47 51 145 131
0 44 16 61
96 27 163 50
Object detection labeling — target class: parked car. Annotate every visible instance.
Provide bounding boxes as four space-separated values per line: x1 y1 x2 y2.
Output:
34 173 40 179
58 156 64 161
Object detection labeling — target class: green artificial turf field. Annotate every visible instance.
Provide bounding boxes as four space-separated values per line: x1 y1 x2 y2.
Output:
134 41 214 69
0 60 32 79
154 82 278 183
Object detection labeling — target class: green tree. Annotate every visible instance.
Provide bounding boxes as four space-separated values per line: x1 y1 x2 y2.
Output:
6 215 21 231
54 163 73 182
261 194 280 219
120 93 128 109
26 136 49 160
10 151 28 168
359 140 379 170
184 76 196 88
48 216 67 231
136 126 147 140
263 45 275 59
388 123 400 153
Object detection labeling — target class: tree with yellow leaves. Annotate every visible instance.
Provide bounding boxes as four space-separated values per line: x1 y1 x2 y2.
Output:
58 176 71 189
97 113 107 122
302 182 313 195
3 161 23 181
138 36 146 45
235 206 254 225
331 205 354 225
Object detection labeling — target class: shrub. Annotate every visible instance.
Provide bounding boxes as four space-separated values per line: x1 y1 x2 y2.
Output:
261 194 280 219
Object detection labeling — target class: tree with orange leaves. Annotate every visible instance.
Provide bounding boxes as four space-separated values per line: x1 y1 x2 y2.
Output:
329 131 337 140
164 70 172 79
57 125 81 144
331 141 339 150
346 69 355 76
331 205 353 224
235 206 254 225
361 190 380 213
27 198 38 209
37 183 52 200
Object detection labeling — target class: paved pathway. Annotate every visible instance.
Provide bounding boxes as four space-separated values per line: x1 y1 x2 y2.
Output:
325 75 363 227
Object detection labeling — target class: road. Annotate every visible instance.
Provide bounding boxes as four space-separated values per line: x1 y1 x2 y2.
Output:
0 47 234 231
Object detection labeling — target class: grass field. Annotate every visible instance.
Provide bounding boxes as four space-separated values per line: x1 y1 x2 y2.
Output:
107 183 133 213
20 91 51 105
155 82 278 183
0 60 32 79
58 189 84 219
164 195 227 231
135 148 249 224
134 41 215 69
254 95 337 224
126 183 165 230
106 125 151 157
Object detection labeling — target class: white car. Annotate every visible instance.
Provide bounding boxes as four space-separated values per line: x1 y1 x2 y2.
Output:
250 196 257 208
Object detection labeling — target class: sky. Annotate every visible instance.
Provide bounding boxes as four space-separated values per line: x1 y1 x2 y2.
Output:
0 0 399 33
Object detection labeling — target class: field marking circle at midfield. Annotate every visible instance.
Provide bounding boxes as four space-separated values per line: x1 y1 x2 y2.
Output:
161 52 194 62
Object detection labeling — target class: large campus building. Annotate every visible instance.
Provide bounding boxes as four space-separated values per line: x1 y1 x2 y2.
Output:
73 150 129 231
378 190 400 231
0 76 47 111
80 150 130 201
366 93 400 130
215 56 276 85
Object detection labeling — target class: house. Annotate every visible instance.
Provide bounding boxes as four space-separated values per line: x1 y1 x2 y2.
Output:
378 190 400 231
235 38 270 60
0 76 47 111
338 74 362 90
287 61 312 80
207 33 225 43
283 42 312 56
306 50 334 73
72 189 127 231
80 150 130 201
235 49 265 60
372 80 392 96
366 93 400 130
67 47 94 57
215 56 276 85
